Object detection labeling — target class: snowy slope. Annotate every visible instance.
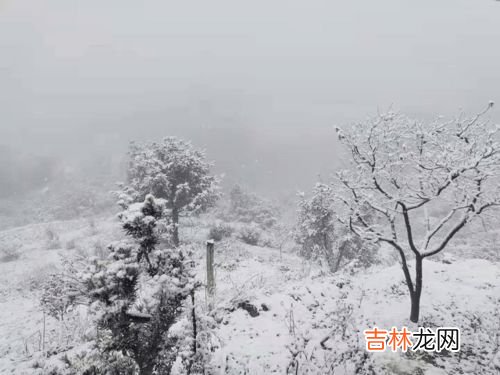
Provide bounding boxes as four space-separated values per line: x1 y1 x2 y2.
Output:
0 218 498 374
201 241 500 374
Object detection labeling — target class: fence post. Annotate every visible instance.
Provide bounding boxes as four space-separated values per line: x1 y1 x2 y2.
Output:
206 240 215 309
42 312 46 356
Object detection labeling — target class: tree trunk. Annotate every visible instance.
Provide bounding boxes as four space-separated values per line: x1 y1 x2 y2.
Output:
410 255 423 323
172 208 179 247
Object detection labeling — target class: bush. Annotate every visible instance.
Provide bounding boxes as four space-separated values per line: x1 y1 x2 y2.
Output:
27 264 58 291
80 195 195 373
207 222 234 242
285 282 379 375
40 273 77 321
65 238 77 250
0 243 21 263
338 230 378 271
294 184 377 272
227 185 279 228
294 184 337 269
237 224 262 246
45 228 61 250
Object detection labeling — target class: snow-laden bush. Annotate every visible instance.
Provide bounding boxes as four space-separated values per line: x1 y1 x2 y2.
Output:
207 221 234 242
237 223 263 246
0 241 21 263
40 273 78 321
43 195 197 375
294 183 336 268
285 280 379 375
82 195 195 374
225 184 279 228
165 299 220 375
294 183 376 272
45 227 61 250
64 238 77 250
38 345 139 375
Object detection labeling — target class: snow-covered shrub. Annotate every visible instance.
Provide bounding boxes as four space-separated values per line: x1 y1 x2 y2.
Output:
40 345 138 375
40 273 78 321
65 238 77 250
237 223 263 246
285 313 377 374
294 183 337 270
26 264 58 292
38 265 93 354
226 184 279 228
207 221 234 242
336 228 378 272
74 239 109 261
45 227 61 250
0 241 21 262
80 194 196 374
266 222 293 250
164 300 220 375
294 183 375 272
121 137 221 246
286 282 379 375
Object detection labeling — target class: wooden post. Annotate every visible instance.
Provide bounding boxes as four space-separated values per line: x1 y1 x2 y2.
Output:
206 240 215 309
42 312 46 356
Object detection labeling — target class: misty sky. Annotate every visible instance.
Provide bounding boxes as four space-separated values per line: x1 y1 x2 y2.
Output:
1 0 500 193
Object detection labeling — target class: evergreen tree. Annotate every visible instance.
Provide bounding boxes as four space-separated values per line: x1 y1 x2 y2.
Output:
84 195 195 374
121 137 220 246
294 183 337 271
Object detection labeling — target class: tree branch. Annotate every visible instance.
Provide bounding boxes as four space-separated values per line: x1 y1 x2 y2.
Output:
422 215 468 258
397 202 420 256
379 238 414 295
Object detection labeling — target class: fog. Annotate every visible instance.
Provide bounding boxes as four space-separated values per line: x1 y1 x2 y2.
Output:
1 0 500 195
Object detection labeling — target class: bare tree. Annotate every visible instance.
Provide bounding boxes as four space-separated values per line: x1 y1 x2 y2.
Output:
334 103 500 322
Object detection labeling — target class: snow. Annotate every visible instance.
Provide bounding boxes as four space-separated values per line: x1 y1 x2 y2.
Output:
0 216 499 374
194 237 499 374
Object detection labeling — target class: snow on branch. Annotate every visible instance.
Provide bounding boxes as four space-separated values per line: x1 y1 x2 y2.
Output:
334 104 500 256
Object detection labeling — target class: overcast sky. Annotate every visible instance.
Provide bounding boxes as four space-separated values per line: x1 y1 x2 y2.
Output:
1 0 500 192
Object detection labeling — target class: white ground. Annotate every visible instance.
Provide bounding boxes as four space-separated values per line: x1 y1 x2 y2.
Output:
0 217 499 374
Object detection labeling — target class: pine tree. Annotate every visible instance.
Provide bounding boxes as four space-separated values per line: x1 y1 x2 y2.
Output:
84 195 195 374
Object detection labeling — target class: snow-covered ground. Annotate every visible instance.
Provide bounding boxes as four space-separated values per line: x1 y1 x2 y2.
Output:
201 241 499 374
0 217 499 374
0 218 121 374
